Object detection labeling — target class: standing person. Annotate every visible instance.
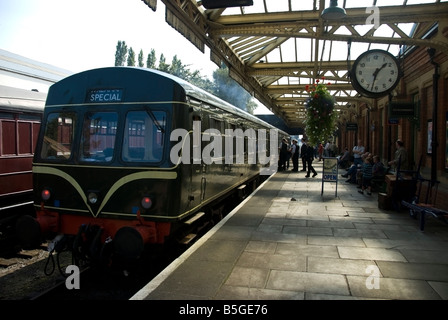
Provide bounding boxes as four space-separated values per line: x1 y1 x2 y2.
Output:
300 138 308 171
279 138 289 171
285 140 291 170
352 139 365 167
318 142 324 161
327 141 335 157
305 141 318 178
331 142 338 157
388 139 408 172
324 140 331 157
291 139 299 172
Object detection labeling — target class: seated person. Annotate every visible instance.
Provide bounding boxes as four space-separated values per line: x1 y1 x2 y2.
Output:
371 155 386 190
342 152 371 183
338 147 350 169
372 155 385 177
358 155 374 195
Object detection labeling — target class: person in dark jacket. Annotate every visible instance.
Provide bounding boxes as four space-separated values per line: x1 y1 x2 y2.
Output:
305 140 318 178
279 138 289 171
300 138 308 171
338 147 350 169
291 139 299 172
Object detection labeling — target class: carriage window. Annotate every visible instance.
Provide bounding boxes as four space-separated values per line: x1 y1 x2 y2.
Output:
122 110 165 162
80 112 118 162
41 112 76 160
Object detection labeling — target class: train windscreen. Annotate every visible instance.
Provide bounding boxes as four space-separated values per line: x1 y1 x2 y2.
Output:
40 109 166 164
80 112 118 162
122 110 165 163
40 112 76 160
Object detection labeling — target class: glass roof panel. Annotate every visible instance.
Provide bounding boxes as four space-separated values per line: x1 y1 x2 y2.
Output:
406 0 446 4
192 0 447 123
290 1 317 11
375 0 406 6
239 1 267 13
343 0 375 8
263 1 290 12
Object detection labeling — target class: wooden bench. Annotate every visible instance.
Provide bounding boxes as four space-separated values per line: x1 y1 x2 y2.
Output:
401 200 448 231
371 174 386 193
401 178 448 231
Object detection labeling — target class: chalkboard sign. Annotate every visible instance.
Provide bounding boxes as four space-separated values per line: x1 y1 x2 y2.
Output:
321 157 338 196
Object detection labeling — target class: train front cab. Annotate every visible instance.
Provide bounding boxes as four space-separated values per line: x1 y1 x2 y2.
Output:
15 67 282 268
15 68 195 266
19 108 182 263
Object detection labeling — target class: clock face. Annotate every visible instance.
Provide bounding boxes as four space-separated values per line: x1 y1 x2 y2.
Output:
351 49 401 98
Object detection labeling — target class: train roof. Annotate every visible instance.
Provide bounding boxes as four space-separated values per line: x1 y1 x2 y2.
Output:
127 67 288 135
0 49 73 88
49 67 288 136
0 85 46 113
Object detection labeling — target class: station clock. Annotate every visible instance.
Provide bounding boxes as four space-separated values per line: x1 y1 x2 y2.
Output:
350 49 402 98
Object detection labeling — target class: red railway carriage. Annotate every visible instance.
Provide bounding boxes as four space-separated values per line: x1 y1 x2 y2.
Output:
0 85 45 225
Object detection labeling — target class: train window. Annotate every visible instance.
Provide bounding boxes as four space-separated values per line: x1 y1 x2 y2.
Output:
1 120 16 155
18 114 41 121
122 110 165 163
0 112 14 120
80 112 118 162
40 112 76 160
18 122 32 154
0 115 41 156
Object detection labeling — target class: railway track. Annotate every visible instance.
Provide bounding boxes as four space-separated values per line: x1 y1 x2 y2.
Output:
30 244 180 300
0 237 182 300
0 189 245 300
0 246 63 300
0 201 36 255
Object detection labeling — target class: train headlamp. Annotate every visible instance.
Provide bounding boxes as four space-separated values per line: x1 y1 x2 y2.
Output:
41 189 51 201
141 196 152 209
88 192 98 204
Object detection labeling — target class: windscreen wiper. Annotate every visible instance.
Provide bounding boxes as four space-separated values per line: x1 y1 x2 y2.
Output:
144 106 165 133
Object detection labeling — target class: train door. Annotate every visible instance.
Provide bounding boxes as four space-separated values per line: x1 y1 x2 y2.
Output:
187 99 204 209
198 110 209 203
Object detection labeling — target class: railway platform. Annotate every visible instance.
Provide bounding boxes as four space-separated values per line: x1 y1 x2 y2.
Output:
131 160 448 301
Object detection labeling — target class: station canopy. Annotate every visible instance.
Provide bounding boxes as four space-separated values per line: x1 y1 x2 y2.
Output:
147 0 448 128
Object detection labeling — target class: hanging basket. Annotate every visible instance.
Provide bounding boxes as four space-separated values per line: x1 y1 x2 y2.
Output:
304 79 337 146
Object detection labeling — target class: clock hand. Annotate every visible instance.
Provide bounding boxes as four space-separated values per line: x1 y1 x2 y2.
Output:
378 62 388 73
372 63 388 86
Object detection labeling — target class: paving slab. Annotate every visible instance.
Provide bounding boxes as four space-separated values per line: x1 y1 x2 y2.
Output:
133 161 448 301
